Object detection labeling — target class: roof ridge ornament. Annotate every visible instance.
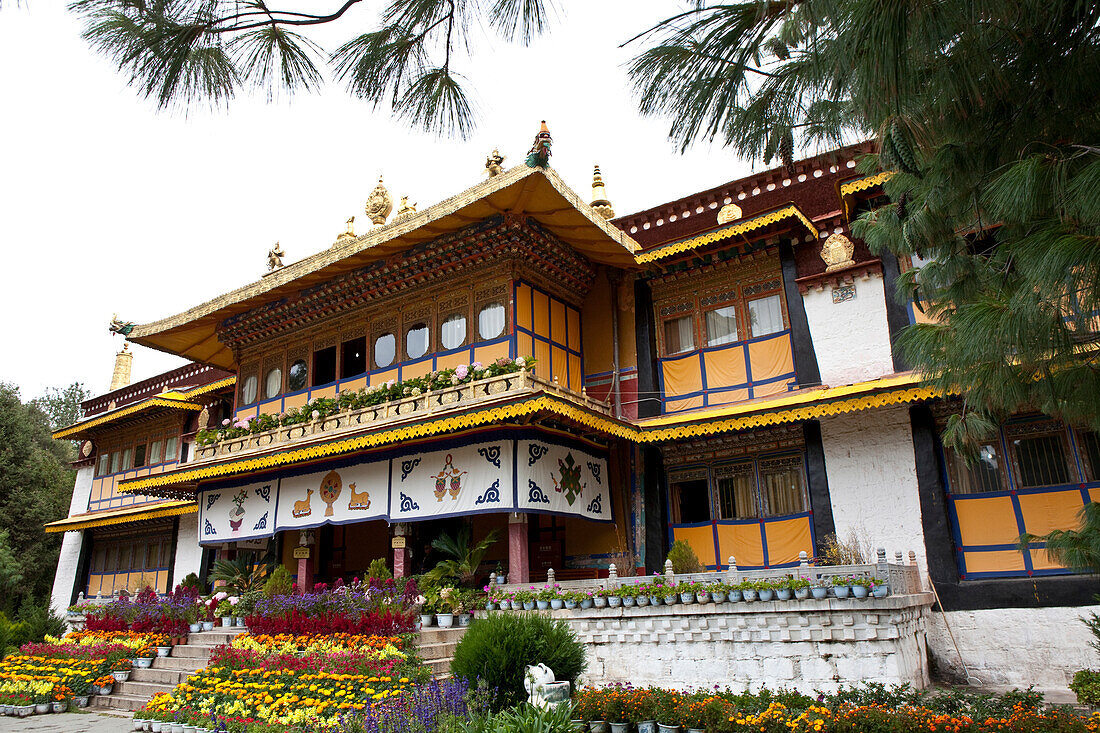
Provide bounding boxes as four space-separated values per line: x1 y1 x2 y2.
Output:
336 216 356 242
716 203 743 225
525 121 552 168
366 176 394 226
394 196 417 222
820 232 856 272
266 242 285 272
590 164 615 220
485 148 505 177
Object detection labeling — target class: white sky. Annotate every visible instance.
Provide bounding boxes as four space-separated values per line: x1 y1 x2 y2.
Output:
0 1 767 401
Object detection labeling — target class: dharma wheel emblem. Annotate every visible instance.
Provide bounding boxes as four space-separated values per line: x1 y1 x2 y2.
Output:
820 232 856 272
319 470 343 517
365 176 393 225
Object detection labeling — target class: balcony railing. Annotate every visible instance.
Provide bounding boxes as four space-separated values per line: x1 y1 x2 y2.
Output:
194 369 610 462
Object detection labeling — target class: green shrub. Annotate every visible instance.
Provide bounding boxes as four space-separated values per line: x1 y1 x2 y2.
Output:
263 565 294 598
15 603 64 644
367 557 393 581
666 540 701 573
1071 670 1100 705
450 612 586 710
179 572 205 594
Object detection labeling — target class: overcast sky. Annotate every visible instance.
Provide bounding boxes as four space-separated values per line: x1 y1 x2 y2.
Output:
1 1 776 402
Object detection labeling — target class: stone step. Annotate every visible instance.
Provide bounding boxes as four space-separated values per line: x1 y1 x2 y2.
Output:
93 693 155 713
167 644 214 659
153 656 209 671
417 641 459 660
426 657 453 676
130 667 192 685
417 627 467 644
115 680 178 699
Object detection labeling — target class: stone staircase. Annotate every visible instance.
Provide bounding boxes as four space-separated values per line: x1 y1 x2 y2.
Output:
417 625 466 679
94 629 242 713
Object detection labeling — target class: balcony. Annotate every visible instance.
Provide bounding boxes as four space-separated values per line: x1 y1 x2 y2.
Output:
193 369 611 462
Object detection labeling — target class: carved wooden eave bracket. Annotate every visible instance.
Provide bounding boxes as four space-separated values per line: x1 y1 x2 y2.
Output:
794 259 884 295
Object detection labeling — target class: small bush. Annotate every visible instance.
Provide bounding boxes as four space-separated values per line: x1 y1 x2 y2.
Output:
667 540 701 573
1071 670 1100 705
368 557 393 580
179 572 205 594
450 612 586 710
263 566 293 598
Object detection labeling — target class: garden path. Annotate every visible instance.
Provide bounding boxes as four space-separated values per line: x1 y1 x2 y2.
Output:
0 710 126 732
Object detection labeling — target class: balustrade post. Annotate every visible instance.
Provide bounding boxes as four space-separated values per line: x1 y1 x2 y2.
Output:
895 551 904 565
726 556 738 585
608 563 618 590
489 572 497 587
547 567 556 585
876 547 888 586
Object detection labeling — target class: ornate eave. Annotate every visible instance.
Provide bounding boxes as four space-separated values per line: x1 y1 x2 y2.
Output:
126 166 641 370
839 171 895 220
44 501 196 533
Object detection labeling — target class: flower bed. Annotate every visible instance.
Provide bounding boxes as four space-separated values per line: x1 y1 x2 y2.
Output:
77 586 198 635
0 654 105 701
244 578 419 635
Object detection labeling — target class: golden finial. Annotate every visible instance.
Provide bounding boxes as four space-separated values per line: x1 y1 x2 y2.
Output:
365 176 393 226
394 196 418 222
485 149 505 177
590 164 615 219
337 216 356 242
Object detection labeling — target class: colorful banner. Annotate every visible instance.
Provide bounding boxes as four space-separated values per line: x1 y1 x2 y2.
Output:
517 440 609 521
275 461 388 532
388 441 514 521
199 480 278 544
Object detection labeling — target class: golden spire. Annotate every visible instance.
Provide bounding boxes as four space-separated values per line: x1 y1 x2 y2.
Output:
590 164 615 219
109 343 133 392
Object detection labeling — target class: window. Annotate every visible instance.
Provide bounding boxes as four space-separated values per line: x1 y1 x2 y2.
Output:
165 436 178 462
663 315 694 355
715 463 757 519
406 322 429 359
341 337 366 378
705 306 738 346
1012 434 1071 488
947 443 1004 493
134 443 147 468
441 313 467 350
748 294 784 337
759 456 807 515
313 346 337 386
121 447 133 471
288 359 308 391
1081 431 1100 481
478 303 506 340
148 439 162 465
374 333 396 368
241 375 258 405
110 451 120 474
96 453 109 476
264 367 282 399
669 470 710 524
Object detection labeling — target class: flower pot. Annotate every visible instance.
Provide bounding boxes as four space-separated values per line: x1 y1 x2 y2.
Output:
811 586 828 599
649 595 663 606
237 617 248 627
688 728 705 733
590 720 610 733
663 594 677 605
728 589 743 602
611 723 631 733
134 718 145 730
581 598 594 609
144 721 153 731
17 705 33 717
607 595 622 608
485 602 497 611
834 585 851 599
852 585 869 599
0 704 10 715
636 595 650 607
638 721 658 733
742 589 758 602
759 589 775 602
221 616 233 627
593 596 607 608
437 613 455 628
794 587 810 600
776 588 793 601
135 657 154 668
35 704 50 714
657 724 680 733
571 721 586 732
52 701 66 713
189 623 202 633
420 614 434 627
622 596 636 607
171 723 183 733
695 591 711 604
678 592 693 604
99 684 114 695
112 671 131 683
458 613 473 627
74 696 89 708
537 600 550 610
711 591 727 604
873 585 890 598
183 724 197 733
151 723 163 732
499 600 511 610
157 646 172 657
524 601 536 611
551 599 564 610
497 575 507 585
564 600 577 609
201 621 214 631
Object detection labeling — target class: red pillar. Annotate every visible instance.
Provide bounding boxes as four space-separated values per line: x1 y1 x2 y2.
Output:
394 547 409 577
508 514 529 584
296 556 313 591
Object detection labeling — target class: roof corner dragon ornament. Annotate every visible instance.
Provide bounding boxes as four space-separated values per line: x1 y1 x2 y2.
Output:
525 121 552 168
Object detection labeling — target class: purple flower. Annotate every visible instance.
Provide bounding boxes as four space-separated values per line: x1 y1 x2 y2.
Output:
455 365 469 380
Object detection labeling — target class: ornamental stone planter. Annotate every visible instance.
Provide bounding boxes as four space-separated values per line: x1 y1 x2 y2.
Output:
157 646 172 657
437 613 455 628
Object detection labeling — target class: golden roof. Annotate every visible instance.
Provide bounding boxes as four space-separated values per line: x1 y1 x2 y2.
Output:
127 166 641 370
44 500 196 533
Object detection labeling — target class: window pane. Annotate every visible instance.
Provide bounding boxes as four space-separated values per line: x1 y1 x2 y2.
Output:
406 322 429 359
705 306 738 346
134 444 147 468
313 346 336 386
341 337 366 378
1081 431 1100 482
264 368 282 399
110 451 120 473
288 359 308 391
97 454 109 476
121 448 133 471
165 437 178 461
715 463 757 519
748 294 784 337
1013 435 1070 488
948 444 1003 493
759 456 806 516
441 313 467 350
241 375 258 404
374 333 396 368
670 476 710 524
478 303 506 340
663 315 695 354
148 440 162 465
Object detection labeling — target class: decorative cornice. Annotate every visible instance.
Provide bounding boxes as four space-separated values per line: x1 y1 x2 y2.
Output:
52 395 204 440
636 205 819 264
795 259 884 294
839 171 895 197
44 501 196 533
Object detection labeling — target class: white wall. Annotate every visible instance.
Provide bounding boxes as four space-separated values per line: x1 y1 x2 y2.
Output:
802 272 895 385
172 512 202 585
819 406 927 573
49 465 95 615
928 606 1100 691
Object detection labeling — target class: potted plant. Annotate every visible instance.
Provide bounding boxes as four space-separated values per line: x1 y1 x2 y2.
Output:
789 575 811 600
592 589 608 609
811 577 829 599
871 577 889 598
34 689 50 715
709 581 728 604
694 582 712 604
758 578 777 602
678 694 706 733
605 586 623 608
655 690 681 733
635 583 651 607
740 579 759 602
495 562 507 584
536 585 553 611
574 690 601 729
437 586 457 627
456 588 475 626
111 659 132 683
627 689 658 733
602 691 628 733
850 575 873 599
550 585 565 610
832 574 853 599
50 686 70 713
94 674 115 696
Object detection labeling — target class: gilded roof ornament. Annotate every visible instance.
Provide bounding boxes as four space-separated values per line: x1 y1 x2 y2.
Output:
717 203 743 225
525 121 552 168
820 232 856 272
337 216 356 242
590 164 615 220
393 196 418 222
365 176 393 226
267 242 285 272
485 149 505 177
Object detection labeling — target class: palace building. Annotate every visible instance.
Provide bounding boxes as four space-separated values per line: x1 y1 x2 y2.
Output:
48 139 1098 689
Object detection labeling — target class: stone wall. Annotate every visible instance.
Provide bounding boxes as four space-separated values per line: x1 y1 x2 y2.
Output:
553 593 933 693
172 512 202 584
49 465 94 615
801 272 895 386
819 406 927 573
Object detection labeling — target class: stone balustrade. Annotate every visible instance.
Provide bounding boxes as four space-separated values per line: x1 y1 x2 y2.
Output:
195 370 609 461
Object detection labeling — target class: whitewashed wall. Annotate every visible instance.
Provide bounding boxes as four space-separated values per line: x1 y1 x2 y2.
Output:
819 406 927 573
49 465 94 615
802 273 895 385
928 606 1100 691
172 512 202 585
